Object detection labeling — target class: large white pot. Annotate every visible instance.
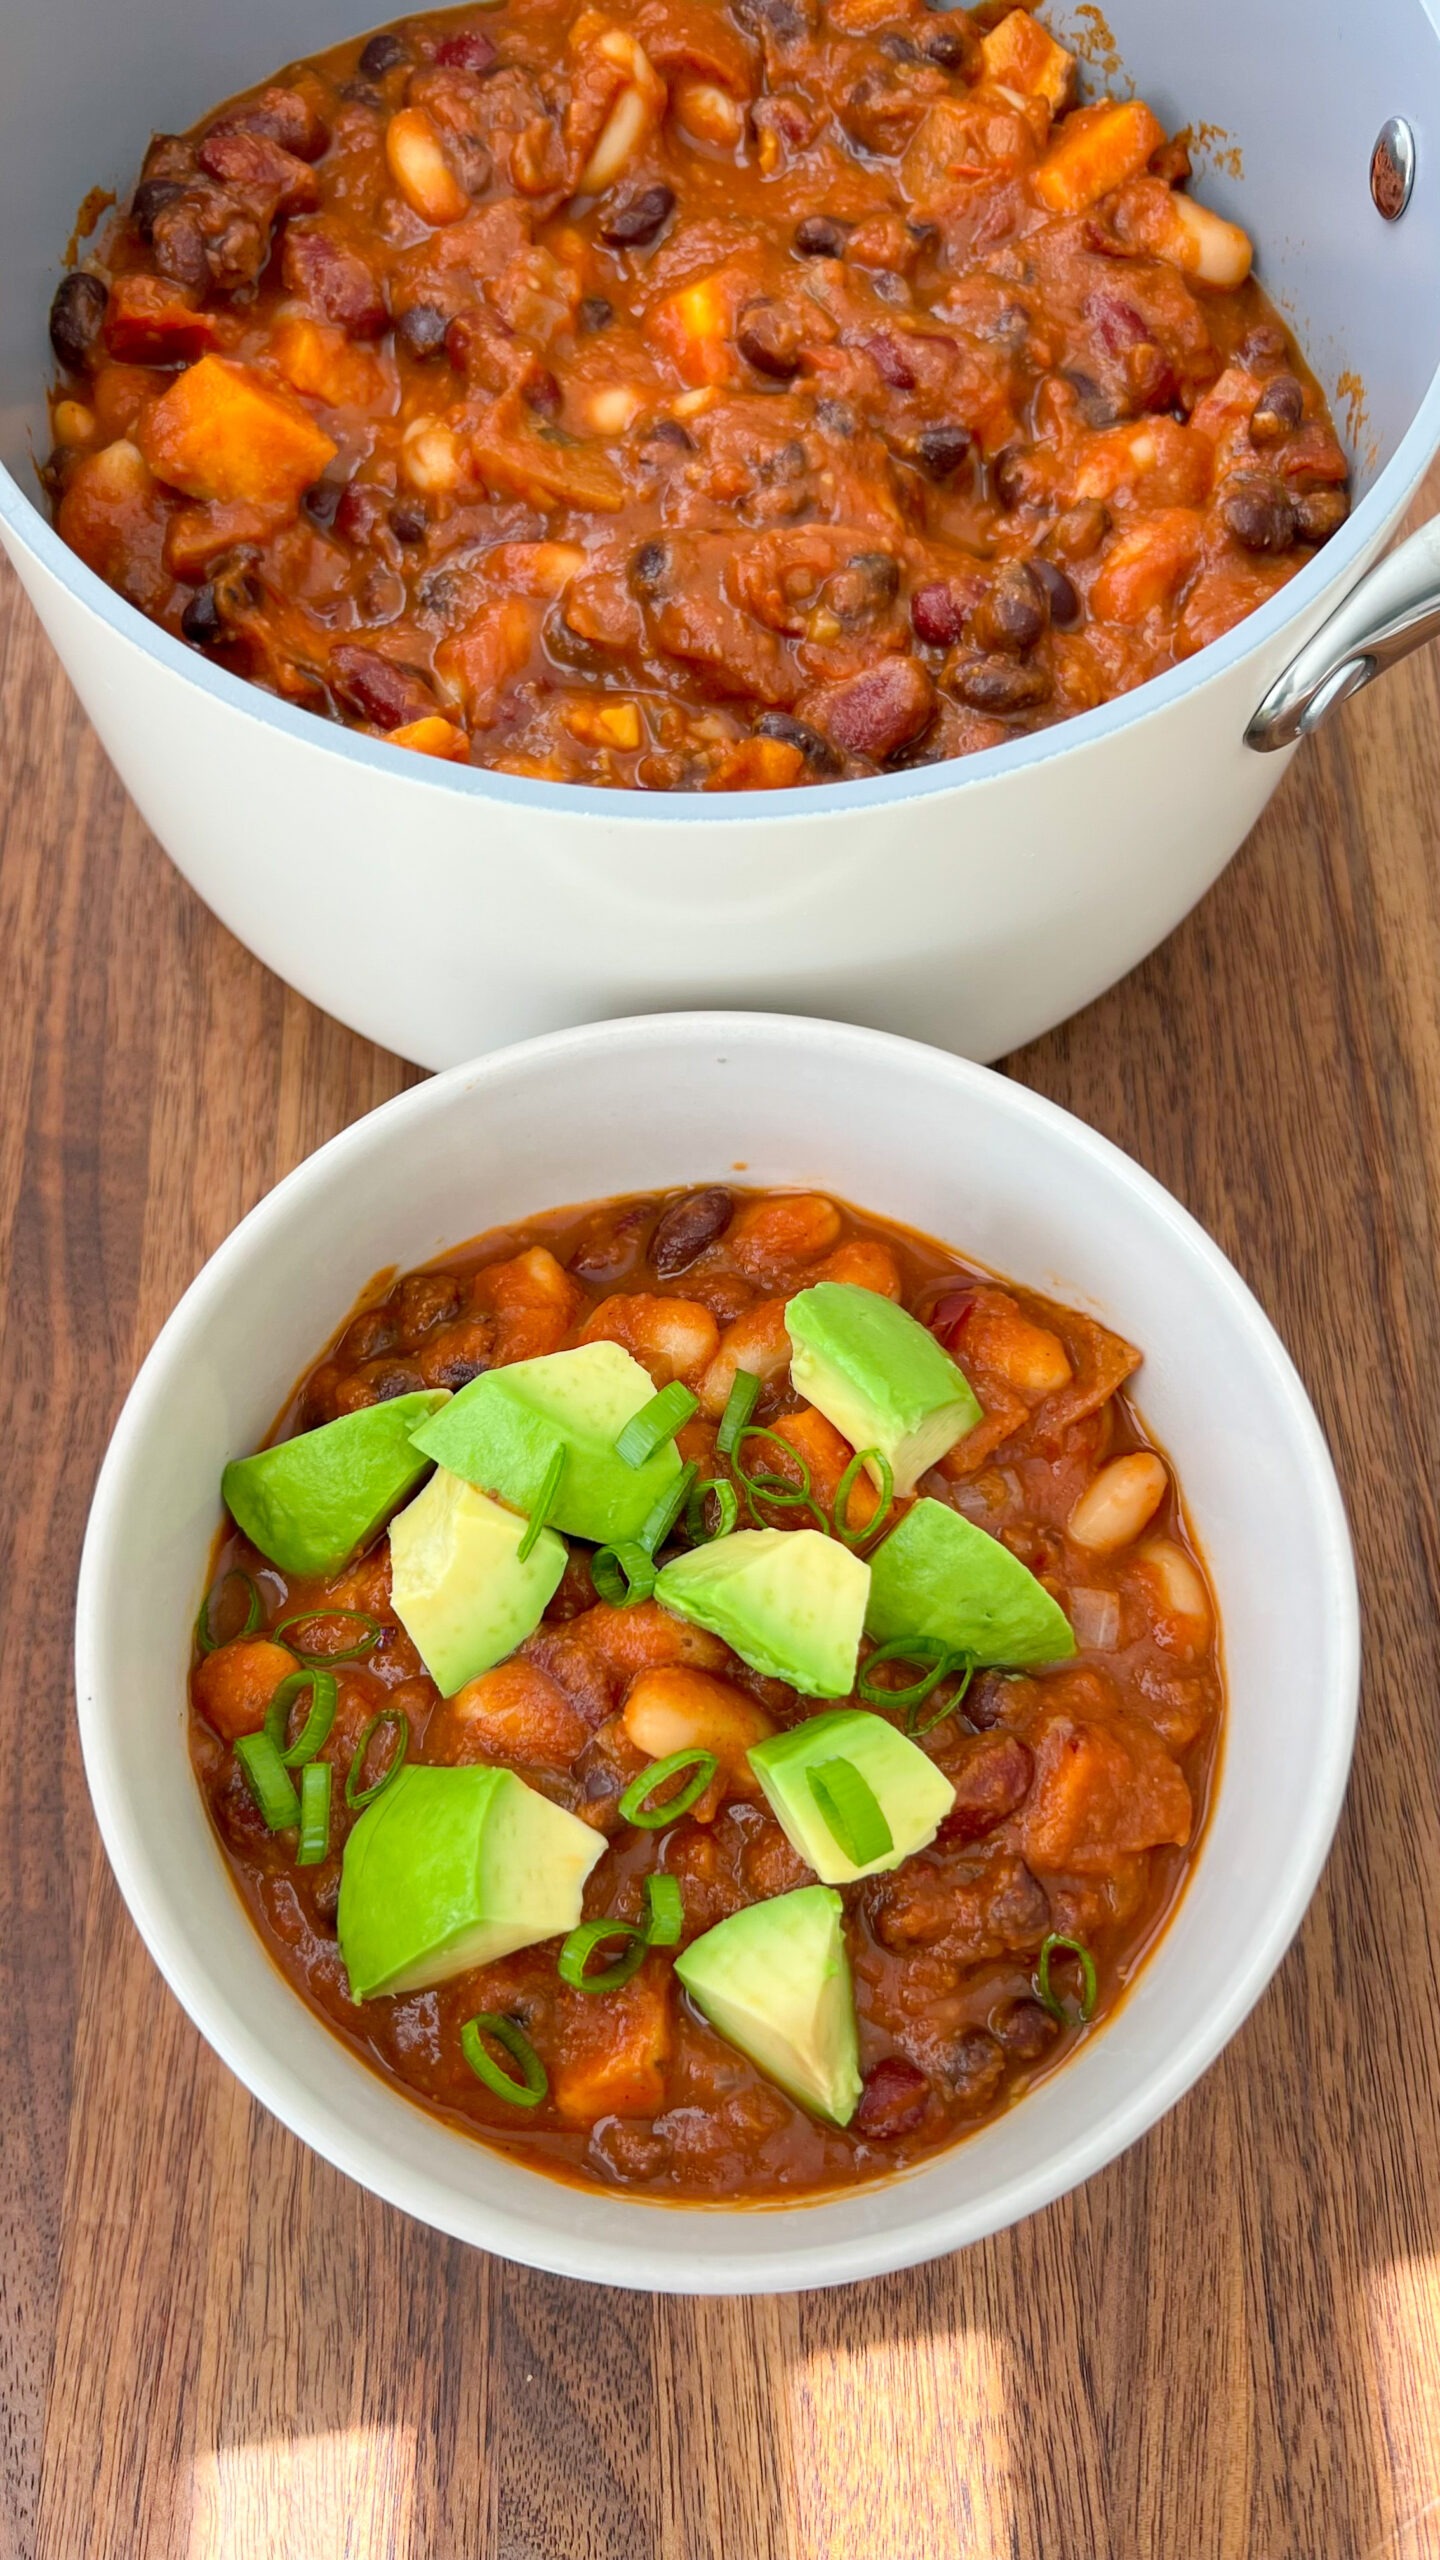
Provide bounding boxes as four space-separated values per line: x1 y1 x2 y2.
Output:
5 0 1440 1064
75 1013 1359 2292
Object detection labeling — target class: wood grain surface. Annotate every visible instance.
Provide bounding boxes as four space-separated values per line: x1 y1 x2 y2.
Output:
3 474 1440 2560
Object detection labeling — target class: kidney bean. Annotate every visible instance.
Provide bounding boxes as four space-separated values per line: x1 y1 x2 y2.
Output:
598 185 675 248
916 422 971 479
937 1734 1035 1845
652 1187 736 1277
434 28 499 72
197 126 319 213
972 561 1047 655
1294 487 1349 542
180 584 224 648
523 367 564 416
214 85 330 160
48 272 108 373
281 222 388 337
1249 374 1305 445
359 30 411 75
755 711 843 776
948 2029 1007 2113
1221 473 1297 554
334 481 388 546
329 644 437 729
864 331 915 390
737 299 801 379
951 655 1051 714
910 581 968 648
855 2056 930 2140
819 656 935 760
992 1999 1061 2062
795 214 847 257
1030 557 1081 628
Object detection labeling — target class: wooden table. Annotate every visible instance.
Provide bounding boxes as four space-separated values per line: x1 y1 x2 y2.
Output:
5 472 1440 2560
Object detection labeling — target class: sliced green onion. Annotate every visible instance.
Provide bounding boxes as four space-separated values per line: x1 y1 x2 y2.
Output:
264 1666 338 1767
733 1425 828 1533
195 1569 261 1656
273 1607 382 1664
557 1915 648 1992
833 1448 895 1550
857 1636 954 1712
518 1442 566 1563
684 1475 740 1544
716 1366 760 1458
235 1730 301 1831
908 1656 975 1738
616 1380 698 1469
296 1760 332 1865
643 1872 684 1946
461 2013 548 2108
1034 1932 1099 2025
618 1747 718 1829
344 1708 409 1810
639 1460 699 1559
808 1757 894 1867
592 1541 657 1609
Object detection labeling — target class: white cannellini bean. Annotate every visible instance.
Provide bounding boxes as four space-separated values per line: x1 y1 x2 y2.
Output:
1136 1538 1212 1640
386 107 469 226
579 83 658 193
1167 192 1254 289
401 417 462 494
1069 1452 1168 1554
586 384 644 434
673 77 744 149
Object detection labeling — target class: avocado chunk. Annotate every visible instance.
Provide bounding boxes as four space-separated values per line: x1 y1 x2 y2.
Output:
389 1466 566 1696
748 1706 955 1884
785 1283 981 1498
339 1762 604 2001
222 1389 449 1578
654 1529 868 1697
866 1495 1076 1666
411 1342 682 1547
675 1885 862 2124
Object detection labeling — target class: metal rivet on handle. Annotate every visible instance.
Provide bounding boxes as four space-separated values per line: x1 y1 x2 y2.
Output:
1371 118 1416 220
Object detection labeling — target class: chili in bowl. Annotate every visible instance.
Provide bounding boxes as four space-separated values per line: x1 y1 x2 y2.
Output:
75 1014 1358 2287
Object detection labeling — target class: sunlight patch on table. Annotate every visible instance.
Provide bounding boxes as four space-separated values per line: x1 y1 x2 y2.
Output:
188 2418 419 2560
781 2314 1013 2558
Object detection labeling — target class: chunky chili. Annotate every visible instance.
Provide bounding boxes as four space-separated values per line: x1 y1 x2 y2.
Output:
190 1183 1223 2201
47 0 1349 790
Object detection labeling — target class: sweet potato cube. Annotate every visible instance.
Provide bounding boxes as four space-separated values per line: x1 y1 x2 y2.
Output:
469 395 625 512
648 269 741 388
1089 508 1204 622
551 1966 672 2122
138 354 338 507
389 715 473 761
271 314 386 409
981 9 1075 111
1033 99 1165 215
564 698 643 749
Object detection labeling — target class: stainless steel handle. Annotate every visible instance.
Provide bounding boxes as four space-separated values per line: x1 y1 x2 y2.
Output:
1246 515 1440 750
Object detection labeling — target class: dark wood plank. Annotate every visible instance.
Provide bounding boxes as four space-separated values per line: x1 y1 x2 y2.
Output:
2 449 1438 2557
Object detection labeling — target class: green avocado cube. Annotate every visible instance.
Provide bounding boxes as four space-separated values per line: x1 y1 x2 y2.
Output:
655 1528 868 1697
785 1284 981 1497
747 1707 955 1884
338 1762 605 2001
389 1467 566 1696
866 1496 1076 1666
675 1886 861 2124
410 1341 682 1547
221 1389 449 1578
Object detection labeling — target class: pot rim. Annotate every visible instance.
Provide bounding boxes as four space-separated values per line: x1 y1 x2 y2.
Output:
7 340 1440 825
73 1010 1360 2290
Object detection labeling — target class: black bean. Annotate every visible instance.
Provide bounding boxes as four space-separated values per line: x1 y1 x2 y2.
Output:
578 294 613 332
754 711 843 777
131 177 185 242
396 302 449 359
1030 556 1081 627
1293 487 1350 543
48 272 108 374
922 15 978 70
598 184 675 248
973 561 1048 655
630 538 670 593
390 499 428 543
304 481 342 526
736 299 801 379
879 30 926 59
794 214 847 258
358 30 410 75
916 422 971 479
180 585 224 648
1221 473 1298 554
652 1187 735 1277
950 654 1052 714
643 416 693 450
991 444 1029 508
1249 373 1305 445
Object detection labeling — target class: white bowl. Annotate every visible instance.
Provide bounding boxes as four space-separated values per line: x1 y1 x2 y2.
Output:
75 1014 1359 2291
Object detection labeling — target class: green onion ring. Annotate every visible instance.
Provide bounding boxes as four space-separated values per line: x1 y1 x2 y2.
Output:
832 1448 895 1550
618 1747 718 1829
273 1607 382 1664
264 1666 338 1767
684 1475 740 1545
557 1915 648 1993
461 2013 549 2107
616 1380 699 1470
1034 1932 1099 2025
643 1872 685 1946
907 1657 975 1738
592 1541 658 1609
235 1730 301 1831
344 1708 409 1810
639 1461 699 1559
857 1636 954 1711
518 1442 566 1563
296 1760 332 1865
733 1425 829 1533
808 1757 894 1867
716 1367 760 1459
194 1569 261 1656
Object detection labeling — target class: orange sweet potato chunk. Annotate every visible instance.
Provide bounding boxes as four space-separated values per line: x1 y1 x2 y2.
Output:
138 354 338 508
551 1966 673 2121
1033 99 1165 215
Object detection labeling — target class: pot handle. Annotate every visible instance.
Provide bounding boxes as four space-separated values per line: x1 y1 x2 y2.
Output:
1245 515 1440 750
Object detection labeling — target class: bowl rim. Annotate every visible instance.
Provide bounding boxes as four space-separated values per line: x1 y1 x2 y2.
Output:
8 321 1440 828
73 1012 1361 2289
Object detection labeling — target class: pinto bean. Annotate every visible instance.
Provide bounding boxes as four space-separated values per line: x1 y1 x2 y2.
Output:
1221 474 1297 554
950 655 1051 715
992 1999 1060 2062
49 273 108 373
937 1734 1035 1845
282 222 389 337
1294 487 1349 542
855 2056 930 2140
599 183 675 246
972 562 1048 656
817 656 935 760
795 213 848 257
652 1187 735 1276
736 299 802 379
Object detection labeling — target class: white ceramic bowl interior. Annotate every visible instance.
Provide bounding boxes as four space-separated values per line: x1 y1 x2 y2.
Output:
75 1015 1359 2290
